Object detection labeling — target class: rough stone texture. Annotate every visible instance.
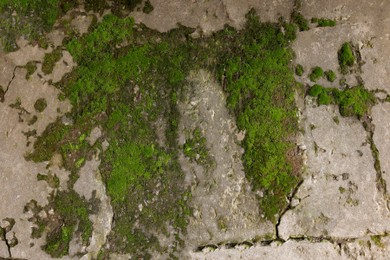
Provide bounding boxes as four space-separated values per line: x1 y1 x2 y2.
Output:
190 240 342 259
74 158 113 259
130 0 293 34
44 50 75 84
0 51 72 259
279 101 390 239
178 70 274 253
190 236 390 259
372 103 390 202
2 0 390 259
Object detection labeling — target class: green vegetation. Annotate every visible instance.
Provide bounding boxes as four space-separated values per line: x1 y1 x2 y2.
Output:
183 128 215 169
43 190 92 258
216 11 301 221
37 173 60 188
28 8 302 256
291 10 309 31
143 0 154 14
371 235 384 247
324 70 336 82
34 98 47 112
311 18 336 27
308 84 375 118
338 42 355 74
309 66 324 82
295 64 304 76
42 49 62 74
0 0 78 52
25 61 37 79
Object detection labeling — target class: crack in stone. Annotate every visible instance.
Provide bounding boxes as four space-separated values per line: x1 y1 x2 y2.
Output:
363 115 390 212
193 232 390 252
0 66 17 103
5 66 17 94
0 226 12 258
275 179 304 242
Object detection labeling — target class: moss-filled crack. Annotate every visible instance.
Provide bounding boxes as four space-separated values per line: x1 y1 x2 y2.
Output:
193 232 390 252
363 116 390 212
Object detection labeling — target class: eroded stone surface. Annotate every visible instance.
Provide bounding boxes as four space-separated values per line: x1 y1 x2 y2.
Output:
130 0 293 34
278 102 390 240
0 51 71 258
179 70 274 254
74 158 113 259
372 103 390 204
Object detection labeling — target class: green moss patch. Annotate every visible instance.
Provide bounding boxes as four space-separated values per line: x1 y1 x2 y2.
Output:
309 66 324 82
42 49 62 74
25 61 37 79
311 18 336 27
324 70 336 82
143 0 154 14
308 84 375 118
183 128 215 169
338 42 355 74
34 98 47 112
295 64 304 76
291 11 309 31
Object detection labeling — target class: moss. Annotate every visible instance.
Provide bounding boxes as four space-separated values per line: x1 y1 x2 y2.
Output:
309 66 324 82
311 18 336 27
37 173 60 188
0 0 78 52
143 0 154 14
338 42 355 74
333 116 340 125
183 128 215 169
26 119 70 162
34 98 47 112
325 70 336 82
28 115 38 125
25 61 37 79
30 9 303 254
42 49 62 75
295 64 304 76
291 10 309 31
371 235 383 247
43 190 93 258
308 84 375 118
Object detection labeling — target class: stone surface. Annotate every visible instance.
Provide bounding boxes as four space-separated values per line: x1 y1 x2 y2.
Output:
278 102 390 240
130 0 293 34
372 103 390 204
178 70 274 254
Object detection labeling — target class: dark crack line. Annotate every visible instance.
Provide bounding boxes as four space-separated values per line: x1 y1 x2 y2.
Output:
4 66 17 95
275 179 304 241
193 232 390 252
0 227 12 258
